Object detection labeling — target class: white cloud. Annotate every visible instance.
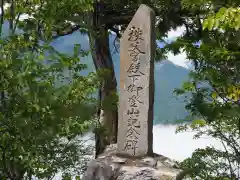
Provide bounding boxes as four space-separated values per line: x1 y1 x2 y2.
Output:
19 14 33 21
164 26 193 69
78 125 223 162
0 3 10 15
153 124 223 161
166 26 186 40
0 3 35 21
167 51 191 69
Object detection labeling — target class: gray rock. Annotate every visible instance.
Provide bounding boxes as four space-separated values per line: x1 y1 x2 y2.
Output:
82 160 114 180
139 157 157 167
83 144 182 180
117 167 158 180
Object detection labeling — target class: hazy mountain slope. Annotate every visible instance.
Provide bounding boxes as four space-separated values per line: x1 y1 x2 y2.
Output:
3 22 191 124
154 61 190 124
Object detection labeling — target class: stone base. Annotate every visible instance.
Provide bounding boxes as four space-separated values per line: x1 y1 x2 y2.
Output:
83 144 183 180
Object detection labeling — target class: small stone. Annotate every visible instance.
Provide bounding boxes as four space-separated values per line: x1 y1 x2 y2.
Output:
139 157 157 167
156 161 164 168
82 160 113 180
112 156 127 164
117 166 158 180
163 159 178 168
154 166 181 180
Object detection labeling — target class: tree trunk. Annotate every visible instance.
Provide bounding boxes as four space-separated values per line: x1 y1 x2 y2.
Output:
88 1 118 157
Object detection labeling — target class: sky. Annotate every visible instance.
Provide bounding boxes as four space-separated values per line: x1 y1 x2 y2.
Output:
164 26 192 69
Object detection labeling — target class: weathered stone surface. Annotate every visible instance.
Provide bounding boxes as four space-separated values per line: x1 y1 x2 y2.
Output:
83 144 182 180
83 160 114 180
118 4 155 157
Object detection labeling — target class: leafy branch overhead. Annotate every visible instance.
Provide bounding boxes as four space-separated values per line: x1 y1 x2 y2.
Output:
170 0 240 179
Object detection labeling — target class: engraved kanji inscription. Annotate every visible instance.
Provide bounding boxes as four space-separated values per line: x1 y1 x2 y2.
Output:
127 61 145 75
124 139 138 155
127 84 143 96
128 42 145 55
128 26 143 42
118 4 155 157
127 108 140 117
128 95 143 107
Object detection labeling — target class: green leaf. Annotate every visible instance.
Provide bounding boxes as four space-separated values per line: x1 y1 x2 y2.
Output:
235 17 240 30
207 17 215 30
211 91 217 99
218 7 227 15
75 176 81 180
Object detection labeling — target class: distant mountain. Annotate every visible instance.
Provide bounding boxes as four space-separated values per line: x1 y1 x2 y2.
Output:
153 60 190 124
3 23 191 125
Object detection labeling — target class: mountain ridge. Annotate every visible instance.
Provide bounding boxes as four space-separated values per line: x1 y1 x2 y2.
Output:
2 23 191 124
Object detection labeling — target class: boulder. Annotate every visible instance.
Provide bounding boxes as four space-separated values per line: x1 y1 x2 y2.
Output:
83 144 183 180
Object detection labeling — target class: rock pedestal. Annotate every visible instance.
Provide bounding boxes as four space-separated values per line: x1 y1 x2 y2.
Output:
83 144 182 180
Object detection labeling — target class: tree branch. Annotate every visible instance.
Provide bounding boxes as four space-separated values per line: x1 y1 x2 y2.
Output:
0 0 4 36
105 15 132 26
12 0 29 34
0 145 10 178
220 140 235 178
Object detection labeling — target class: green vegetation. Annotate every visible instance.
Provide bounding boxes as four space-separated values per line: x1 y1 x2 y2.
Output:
168 1 240 179
0 0 239 179
0 1 100 179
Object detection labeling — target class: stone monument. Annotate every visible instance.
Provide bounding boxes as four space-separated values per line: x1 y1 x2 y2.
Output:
117 4 155 157
83 5 182 180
